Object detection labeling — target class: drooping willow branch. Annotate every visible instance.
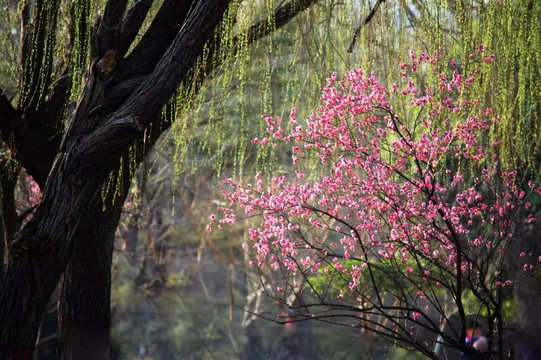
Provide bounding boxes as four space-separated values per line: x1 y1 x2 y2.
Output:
347 0 386 53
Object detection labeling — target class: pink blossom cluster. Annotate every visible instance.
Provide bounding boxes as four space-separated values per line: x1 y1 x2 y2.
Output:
214 50 539 305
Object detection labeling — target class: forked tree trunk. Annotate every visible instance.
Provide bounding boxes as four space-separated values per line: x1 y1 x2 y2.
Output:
0 2 232 358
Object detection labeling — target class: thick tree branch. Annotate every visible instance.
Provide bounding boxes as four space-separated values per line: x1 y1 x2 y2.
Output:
125 0 194 64
117 0 155 57
79 0 232 163
88 0 193 118
107 0 320 120
124 0 231 118
103 0 129 29
98 0 129 54
95 0 155 62
111 0 194 80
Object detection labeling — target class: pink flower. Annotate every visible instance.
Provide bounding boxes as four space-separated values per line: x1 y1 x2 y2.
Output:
483 55 495 64
473 336 488 353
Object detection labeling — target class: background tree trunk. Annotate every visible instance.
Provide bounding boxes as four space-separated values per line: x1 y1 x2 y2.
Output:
508 219 541 359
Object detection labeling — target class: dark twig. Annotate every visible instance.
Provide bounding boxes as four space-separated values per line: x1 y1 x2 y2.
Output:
347 0 386 53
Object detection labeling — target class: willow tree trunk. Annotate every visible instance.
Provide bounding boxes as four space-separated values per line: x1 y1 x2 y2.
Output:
0 2 232 358
59 197 119 360
59 149 135 360
0 159 112 357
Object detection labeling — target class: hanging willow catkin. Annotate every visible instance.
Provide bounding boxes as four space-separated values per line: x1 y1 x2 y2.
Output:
3 0 538 200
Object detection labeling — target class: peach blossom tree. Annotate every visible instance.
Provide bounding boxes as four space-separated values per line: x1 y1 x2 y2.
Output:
214 50 540 359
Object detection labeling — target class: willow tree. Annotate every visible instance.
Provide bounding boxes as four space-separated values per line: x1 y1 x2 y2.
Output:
0 1 334 359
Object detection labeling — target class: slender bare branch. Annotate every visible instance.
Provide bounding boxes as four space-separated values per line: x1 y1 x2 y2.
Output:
347 0 386 53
